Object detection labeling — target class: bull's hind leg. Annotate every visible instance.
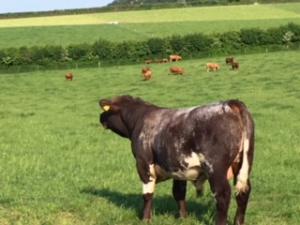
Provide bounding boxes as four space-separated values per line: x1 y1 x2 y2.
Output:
209 171 231 225
172 179 188 218
233 132 254 225
233 146 254 224
234 180 251 225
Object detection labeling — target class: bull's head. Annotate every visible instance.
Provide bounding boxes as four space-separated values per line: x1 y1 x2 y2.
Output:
99 97 130 138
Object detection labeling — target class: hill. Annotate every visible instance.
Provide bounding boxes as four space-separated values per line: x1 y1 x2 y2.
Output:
107 0 298 9
0 2 300 50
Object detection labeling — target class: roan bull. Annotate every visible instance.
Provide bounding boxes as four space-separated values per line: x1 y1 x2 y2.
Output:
99 95 255 225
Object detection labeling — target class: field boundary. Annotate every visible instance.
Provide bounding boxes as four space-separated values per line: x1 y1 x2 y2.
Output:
0 23 299 73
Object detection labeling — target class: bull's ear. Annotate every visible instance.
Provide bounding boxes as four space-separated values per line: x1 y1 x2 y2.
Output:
99 99 111 111
99 99 119 112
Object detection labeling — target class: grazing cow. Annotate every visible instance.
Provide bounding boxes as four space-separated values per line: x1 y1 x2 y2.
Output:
231 61 240 70
169 66 184 75
225 57 234 65
141 67 152 81
99 95 255 225
145 59 152 64
169 54 182 62
206 63 220 72
160 58 169 63
65 72 73 81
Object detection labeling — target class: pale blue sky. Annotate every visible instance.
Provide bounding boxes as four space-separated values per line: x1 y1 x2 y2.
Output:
0 0 114 14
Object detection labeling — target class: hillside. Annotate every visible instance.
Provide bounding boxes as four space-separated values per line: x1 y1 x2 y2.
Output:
107 0 297 8
107 0 239 8
0 2 300 50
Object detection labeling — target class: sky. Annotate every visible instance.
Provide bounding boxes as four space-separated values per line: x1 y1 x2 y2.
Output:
0 0 114 14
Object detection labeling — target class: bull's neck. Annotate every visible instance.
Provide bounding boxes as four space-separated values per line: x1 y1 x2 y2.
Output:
121 104 156 138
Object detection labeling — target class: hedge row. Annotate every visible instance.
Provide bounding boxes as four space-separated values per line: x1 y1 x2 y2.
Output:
0 23 300 71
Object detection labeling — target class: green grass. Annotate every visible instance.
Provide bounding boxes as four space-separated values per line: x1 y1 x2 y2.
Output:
1 18 300 49
0 50 299 224
1 3 300 48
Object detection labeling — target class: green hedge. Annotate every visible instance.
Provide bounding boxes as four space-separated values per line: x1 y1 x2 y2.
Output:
0 23 300 71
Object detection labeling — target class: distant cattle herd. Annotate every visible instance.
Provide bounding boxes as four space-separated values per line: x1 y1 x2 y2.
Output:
140 55 239 81
65 55 239 81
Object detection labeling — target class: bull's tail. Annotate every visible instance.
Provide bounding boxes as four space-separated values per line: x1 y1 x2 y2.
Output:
227 100 255 194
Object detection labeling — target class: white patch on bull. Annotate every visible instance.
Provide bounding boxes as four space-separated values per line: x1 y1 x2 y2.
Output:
193 103 232 120
171 153 208 180
236 135 250 193
174 107 197 118
143 164 156 194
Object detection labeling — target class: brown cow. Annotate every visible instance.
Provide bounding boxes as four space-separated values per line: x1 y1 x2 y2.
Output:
231 61 239 70
206 63 220 72
145 59 153 64
225 57 234 65
65 72 73 81
169 54 182 62
142 67 152 81
169 66 184 75
160 58 169 63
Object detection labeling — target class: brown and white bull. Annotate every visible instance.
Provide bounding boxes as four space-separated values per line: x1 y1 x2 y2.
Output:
99 95 255 225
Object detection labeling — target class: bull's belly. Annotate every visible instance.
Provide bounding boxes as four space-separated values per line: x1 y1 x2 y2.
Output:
172 167 201 180
153 152 209 182
154 164 202 182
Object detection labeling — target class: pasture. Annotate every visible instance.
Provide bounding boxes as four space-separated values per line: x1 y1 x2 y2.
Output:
1 3 300 48
0 50 299 225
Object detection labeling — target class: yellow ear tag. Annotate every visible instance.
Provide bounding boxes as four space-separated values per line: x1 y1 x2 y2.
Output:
103 105 110 111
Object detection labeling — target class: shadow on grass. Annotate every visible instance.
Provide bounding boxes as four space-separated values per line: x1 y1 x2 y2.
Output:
81 186 215 224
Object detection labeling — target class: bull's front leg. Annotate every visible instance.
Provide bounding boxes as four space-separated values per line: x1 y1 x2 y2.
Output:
172 179 188 218
137 160 156 222
142 174 156 221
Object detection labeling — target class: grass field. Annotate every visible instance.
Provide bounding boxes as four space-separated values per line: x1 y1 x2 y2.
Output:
1 3 300 48
0 50 299 225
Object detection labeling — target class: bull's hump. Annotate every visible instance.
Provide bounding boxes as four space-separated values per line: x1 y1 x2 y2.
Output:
190 102 231 119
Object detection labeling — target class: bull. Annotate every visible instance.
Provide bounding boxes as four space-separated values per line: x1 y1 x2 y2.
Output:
99 95 255 225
